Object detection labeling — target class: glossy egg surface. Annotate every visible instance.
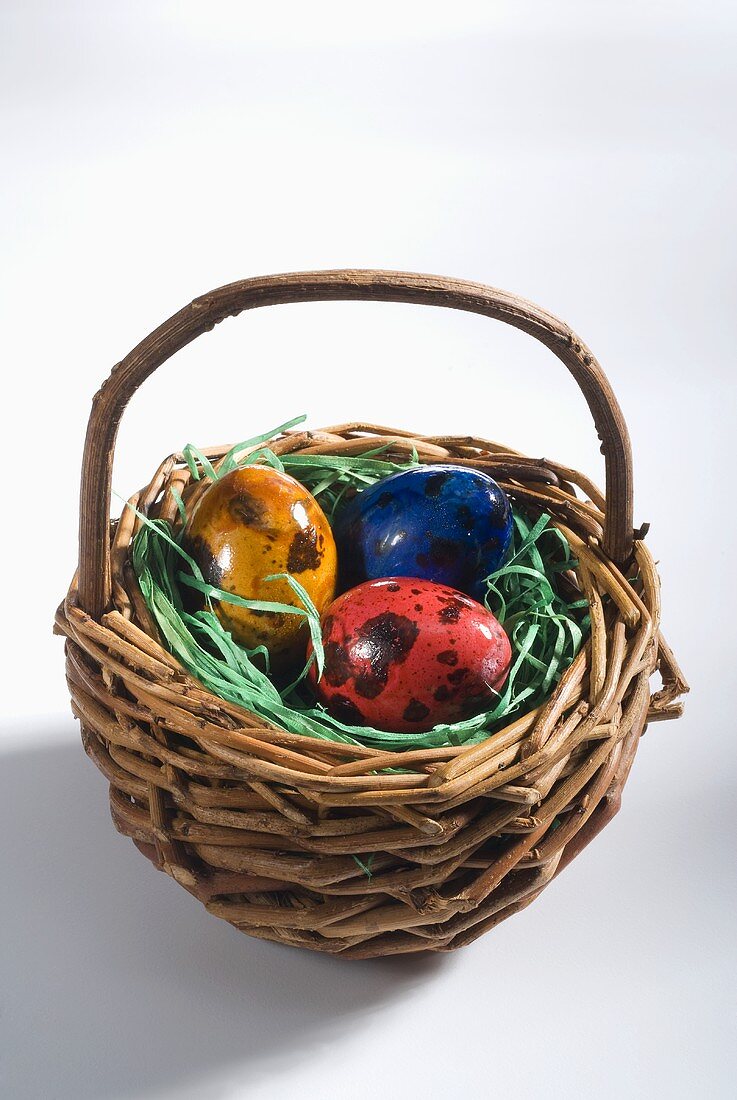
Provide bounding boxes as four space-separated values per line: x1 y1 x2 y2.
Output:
310 577 512 732
334 464 513 599
183 466 337 659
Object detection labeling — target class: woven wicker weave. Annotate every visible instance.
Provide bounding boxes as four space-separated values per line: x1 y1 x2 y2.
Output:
56 271 688 959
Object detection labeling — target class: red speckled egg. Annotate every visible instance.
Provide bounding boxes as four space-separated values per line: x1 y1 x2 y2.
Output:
309 577 511 733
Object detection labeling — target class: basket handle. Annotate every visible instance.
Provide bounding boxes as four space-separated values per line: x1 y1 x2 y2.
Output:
77 270 634 618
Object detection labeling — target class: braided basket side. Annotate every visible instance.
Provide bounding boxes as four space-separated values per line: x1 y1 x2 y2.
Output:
56 425 687 958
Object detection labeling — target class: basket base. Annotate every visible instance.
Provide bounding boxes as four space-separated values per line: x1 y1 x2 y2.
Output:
88 694 645 960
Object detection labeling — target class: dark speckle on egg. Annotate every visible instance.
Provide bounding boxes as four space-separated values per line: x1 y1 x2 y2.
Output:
287 526 324 573
182 533 224 590
436 649 458 666
424 471 451 497
457 504 475 531
351 611 419 699
228 490 268 528
403 698 430 723
322 640 353 688
328 695 366 725
447 667 468 685
417 537 461 572
354 674 385 700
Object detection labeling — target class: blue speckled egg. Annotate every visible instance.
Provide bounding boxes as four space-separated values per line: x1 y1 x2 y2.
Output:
333 464 513 599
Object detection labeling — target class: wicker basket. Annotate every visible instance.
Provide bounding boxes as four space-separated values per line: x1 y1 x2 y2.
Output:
56 270 688 959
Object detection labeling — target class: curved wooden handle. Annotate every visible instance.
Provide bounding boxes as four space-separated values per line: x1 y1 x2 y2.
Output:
77 270 634 617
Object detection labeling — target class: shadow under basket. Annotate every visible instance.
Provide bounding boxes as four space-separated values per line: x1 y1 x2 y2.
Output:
56 271 689 959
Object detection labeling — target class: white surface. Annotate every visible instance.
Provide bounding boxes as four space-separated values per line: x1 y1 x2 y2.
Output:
1 3 735 1098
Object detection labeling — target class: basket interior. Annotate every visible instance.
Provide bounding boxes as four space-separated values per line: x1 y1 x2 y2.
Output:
127 419 591 751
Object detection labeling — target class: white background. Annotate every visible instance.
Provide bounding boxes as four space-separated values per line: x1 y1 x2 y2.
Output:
2 2 736 1097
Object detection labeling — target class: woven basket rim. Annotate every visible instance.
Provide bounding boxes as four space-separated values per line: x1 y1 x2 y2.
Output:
60 425 688 768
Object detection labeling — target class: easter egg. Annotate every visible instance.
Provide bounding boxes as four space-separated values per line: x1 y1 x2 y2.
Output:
309 577 511 733
183 466 337 661
334 464 513 599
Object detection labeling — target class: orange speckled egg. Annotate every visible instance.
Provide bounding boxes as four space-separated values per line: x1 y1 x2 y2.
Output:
182 466 337 662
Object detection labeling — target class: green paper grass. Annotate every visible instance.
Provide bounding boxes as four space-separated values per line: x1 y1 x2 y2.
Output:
129 417 590 751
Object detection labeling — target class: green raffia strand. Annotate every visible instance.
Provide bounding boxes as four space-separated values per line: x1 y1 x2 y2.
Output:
352 854 376 879
129 418 590 752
